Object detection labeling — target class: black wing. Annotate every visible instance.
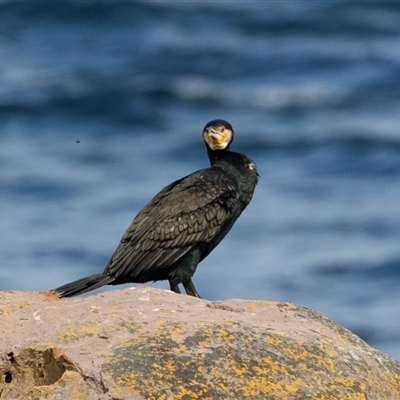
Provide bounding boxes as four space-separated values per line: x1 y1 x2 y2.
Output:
104 168 240 280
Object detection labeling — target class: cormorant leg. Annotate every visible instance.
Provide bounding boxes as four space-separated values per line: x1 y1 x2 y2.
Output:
183 279 202 298
169 280 181 294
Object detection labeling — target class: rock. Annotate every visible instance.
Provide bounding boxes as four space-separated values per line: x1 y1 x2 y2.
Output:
0 287 399 399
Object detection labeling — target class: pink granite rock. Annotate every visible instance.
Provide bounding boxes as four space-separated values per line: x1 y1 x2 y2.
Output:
0 287 399 399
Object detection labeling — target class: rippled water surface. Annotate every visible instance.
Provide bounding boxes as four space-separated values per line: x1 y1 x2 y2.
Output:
1 2 400 360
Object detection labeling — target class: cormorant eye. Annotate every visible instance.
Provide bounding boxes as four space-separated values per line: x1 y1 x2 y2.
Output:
220 126 225 133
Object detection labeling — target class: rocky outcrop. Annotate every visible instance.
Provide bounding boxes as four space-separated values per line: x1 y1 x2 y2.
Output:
0 287 399 399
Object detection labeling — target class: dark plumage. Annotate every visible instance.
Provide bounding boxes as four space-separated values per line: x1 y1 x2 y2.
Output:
53 120 258 298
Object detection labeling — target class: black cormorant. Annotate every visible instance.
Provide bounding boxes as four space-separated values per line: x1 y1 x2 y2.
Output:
53 120 258 298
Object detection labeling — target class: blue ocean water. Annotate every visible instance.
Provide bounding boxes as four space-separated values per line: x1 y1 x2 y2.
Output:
1 2 400 360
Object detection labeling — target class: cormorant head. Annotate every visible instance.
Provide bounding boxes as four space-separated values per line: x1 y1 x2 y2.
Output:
202 119 234 151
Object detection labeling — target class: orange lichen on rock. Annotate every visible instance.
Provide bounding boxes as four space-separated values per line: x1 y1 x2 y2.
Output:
0 288 399 399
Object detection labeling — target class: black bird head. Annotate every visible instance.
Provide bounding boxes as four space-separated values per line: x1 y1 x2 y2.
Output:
202 120 234 152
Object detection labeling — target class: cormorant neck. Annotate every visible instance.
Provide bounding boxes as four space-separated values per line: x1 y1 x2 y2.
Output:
206 146 230 166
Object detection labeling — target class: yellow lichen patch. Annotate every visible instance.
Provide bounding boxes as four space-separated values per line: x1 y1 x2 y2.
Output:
102 319 400 399
59 331 79 342
272 330 288 337
237 375 274 396
264 334 284 347
277 302 299 311
19 301 35 309
78 325 101 337
173 385 208 400
244 300 277 313
58 323 103 342
323 357 336 373
168 324 187 341
113 371 141 396
178 343 187 352
319 340 340 357
0 309 12 320
0 299 35 321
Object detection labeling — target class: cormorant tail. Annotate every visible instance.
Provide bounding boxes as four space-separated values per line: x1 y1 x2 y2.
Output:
52 273 115 298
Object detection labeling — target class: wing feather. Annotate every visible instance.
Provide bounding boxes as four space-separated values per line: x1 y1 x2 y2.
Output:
104 168 240 280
